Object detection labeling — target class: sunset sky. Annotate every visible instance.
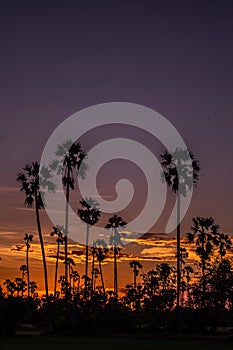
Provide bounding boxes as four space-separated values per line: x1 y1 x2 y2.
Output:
0 0 233 293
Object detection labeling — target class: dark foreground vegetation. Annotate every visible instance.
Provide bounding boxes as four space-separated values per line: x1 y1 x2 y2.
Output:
1 255 233 338
1 336 233 350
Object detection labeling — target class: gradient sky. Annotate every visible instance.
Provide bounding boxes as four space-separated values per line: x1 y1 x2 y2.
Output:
0 0 233 292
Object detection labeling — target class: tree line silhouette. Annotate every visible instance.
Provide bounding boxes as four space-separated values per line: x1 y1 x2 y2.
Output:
1 141 233 337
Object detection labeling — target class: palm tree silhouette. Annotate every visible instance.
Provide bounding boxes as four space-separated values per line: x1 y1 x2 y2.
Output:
50 225 65 297
105 214 127 300
51 140 87 289
161 148 200 309
4 279 16 297
14 277 27 297
129 260 142 288
77 197 101 299
23 233 33 297
94 239 109 294
17 162 55 298
187 216 221 307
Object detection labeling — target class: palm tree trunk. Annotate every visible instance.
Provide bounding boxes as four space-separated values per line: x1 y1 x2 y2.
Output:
65 164 71 292
54 241 60 297
91 247 95 294
73 278 75 296
26 246 30 297
85 224 90 299
69 264 71 286
176 193 181 310
202 254 206 308
187 280 191 307
99 260 105 293
114 247 118 300
35 191 49 299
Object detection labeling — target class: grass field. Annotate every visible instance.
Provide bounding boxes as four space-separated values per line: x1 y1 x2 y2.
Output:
0 336 233 350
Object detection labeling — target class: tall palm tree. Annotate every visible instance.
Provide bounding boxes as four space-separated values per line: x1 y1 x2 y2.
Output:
105 214 127 300
94 239 109 294
91 242 96 294
160 148 200 309
77 197 101 299
24 233 33 297
51 140 87 288
187 216 221 307
129 260 142 288
50 225 65 297
17 162 55 298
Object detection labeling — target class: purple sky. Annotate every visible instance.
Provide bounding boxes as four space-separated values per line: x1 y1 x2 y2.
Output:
1 0 233 235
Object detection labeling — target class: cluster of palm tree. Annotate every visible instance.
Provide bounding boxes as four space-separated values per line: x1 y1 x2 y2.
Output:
3 230 233 309
1 212 233 337
3 233 38 298
1 141 233 336
17 144 200 302
13 141 233 313
187 216 232 307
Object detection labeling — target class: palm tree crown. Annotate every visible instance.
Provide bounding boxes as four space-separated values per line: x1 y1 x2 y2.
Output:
78 197 101 226
51 139 87 187
106 214 127 247
188 216 221 261
161 148 200 196
17 161 55 208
